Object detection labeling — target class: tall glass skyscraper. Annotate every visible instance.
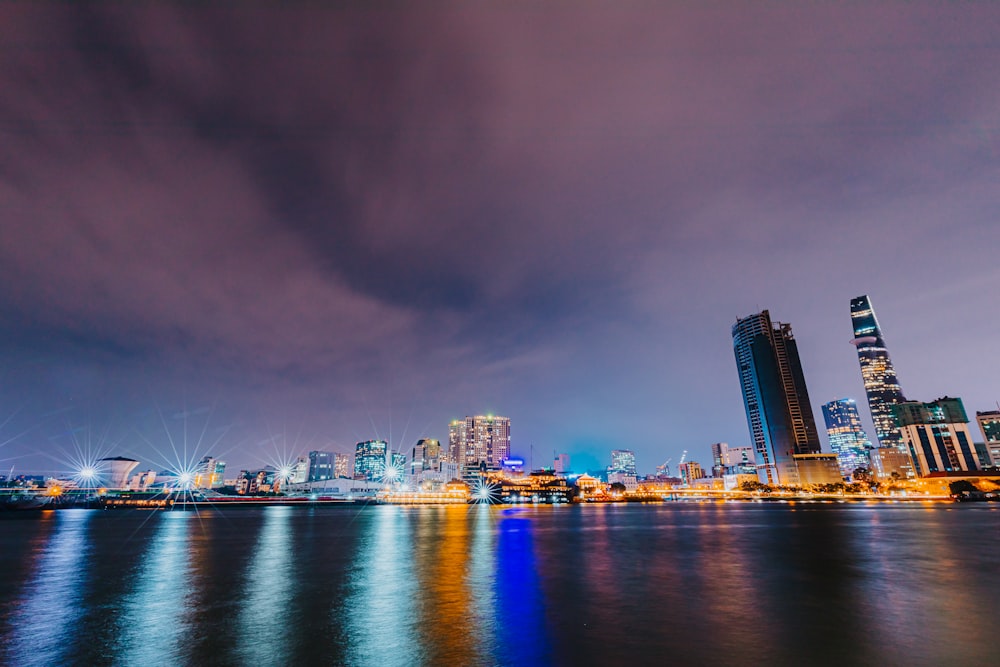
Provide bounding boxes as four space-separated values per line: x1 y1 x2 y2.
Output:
353 440 388 481
821 399 872 478
732 310 821 485
850 295 906 449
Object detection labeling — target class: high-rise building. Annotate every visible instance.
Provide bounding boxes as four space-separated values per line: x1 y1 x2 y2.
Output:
411 439 442 474
450 416 511 474
893 397 979 476
308 451 336 482
850 295 907 450
553 453 570 475
732 310 821 485
334 453 349 479
822 399 873 478
448 420 464 464
609 449 637 476
710 443 726 477
976 410 1000 467
353 440 388 481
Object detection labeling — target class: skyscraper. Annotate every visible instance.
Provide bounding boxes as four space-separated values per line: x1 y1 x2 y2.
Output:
450 415 511 474
893 397 979 476
850 295 907 449
821 399 872 478
353 440 388 481
610 449 637 476
732 310 821 485
411 438 441 474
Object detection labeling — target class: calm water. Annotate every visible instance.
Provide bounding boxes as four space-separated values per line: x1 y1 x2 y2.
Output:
1 503 998 666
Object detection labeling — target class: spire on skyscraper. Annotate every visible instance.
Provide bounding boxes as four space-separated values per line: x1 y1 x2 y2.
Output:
850 295 906 449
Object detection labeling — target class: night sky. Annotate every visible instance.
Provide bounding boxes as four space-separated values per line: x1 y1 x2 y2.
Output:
1 3 998 477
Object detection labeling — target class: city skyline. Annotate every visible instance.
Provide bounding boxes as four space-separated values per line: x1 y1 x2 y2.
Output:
1 4 999 475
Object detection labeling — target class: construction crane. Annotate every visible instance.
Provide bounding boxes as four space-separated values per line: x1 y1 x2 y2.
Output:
656 458 672 477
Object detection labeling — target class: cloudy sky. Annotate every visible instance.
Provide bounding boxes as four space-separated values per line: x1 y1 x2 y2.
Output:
1 2 998 476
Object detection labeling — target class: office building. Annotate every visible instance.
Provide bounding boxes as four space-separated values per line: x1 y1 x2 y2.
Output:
893 397 979 476
449 415 511 474
723 445 756 473
867 447 914 481
710 443 726 477
610 449 637 476
732 310 822 485
411 439 442 474
976 411 1000 467
354 440 388 481
678 461 705 486
822 399 873 478
308 451 336 482
791 453 843 485
334 453 350 479
554 453 570 475
850 295 907 449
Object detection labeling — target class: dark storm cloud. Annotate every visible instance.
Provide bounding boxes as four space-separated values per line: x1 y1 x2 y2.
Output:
1 2 998 472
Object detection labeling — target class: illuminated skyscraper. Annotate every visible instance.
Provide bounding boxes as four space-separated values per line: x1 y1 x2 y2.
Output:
821 399 872 478
353 440 388 481
732 310 821 485
610 449 637 476
893 397 979 476
850 295 906 449
450 416 511 474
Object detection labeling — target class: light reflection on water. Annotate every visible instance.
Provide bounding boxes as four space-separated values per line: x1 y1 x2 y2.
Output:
236 505 296 664
115 511 194 664
0 504 998 666
3 510 91 665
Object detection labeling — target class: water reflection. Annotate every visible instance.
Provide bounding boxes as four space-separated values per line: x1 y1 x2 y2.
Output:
3 510 92 665
2 505 999 666
343 506 420 667
115 512 194 664
495 509 552 664
236 505 296 664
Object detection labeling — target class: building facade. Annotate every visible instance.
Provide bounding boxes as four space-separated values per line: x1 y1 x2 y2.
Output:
411 438 442 474
732 310 822 485
867 447 914 481
893 397 979 476
610 449 637 476
976 410 1000 467
850 295 907 450
791 453 843 486
821 399 872 478
334 453 350 479
449 416 511 474
308 451 336 482
354 440 388 481
193 456 226 488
